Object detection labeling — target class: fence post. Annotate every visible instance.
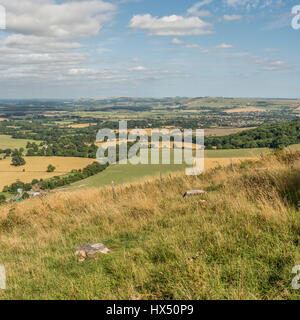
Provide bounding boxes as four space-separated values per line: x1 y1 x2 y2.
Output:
0 265 5 290
230 158 235 172
112 181 116 200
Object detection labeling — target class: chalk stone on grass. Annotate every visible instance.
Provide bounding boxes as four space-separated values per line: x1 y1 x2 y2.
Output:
75 243 110 262
183 190 206 198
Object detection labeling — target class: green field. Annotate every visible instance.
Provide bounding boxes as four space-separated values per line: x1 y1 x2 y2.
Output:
0 135 38 150
205 147 268 158
63 147 270 191
64 151 188 190
65 162 186 190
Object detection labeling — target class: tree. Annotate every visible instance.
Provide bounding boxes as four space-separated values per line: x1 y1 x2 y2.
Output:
22 192 30 200
11 150 26 167
47 164 56 173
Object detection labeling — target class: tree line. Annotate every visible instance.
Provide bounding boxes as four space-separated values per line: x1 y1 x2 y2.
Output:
202 120 300 150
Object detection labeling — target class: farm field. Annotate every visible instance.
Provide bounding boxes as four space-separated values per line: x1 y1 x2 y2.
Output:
0 135 39 150
67 123 97 128
205 147 269 158
204 127 255 136
63 147 270 191
0 157 95 190
65 156 256 191
225 107 265 113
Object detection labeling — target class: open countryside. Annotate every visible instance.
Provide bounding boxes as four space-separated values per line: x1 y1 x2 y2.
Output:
0 114 299 196
1 0 300 303
1 98 300 302
0 125 279 193
0 157 95 190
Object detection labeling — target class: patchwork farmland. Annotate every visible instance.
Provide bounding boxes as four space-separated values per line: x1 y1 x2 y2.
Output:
0 157 95 190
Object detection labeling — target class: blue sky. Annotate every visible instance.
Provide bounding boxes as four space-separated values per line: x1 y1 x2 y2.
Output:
0 0 299 98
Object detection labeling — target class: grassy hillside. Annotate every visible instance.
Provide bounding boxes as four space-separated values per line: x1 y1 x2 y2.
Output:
65 148 266 190
0 151 300 299
65 157 253 190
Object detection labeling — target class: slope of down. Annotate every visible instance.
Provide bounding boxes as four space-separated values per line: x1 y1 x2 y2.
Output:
66 157 253 190
0 151 300 299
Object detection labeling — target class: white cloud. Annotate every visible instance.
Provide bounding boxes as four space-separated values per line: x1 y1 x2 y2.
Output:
263 59 289 71
3 34 82 52
0 52 87 67
129 14 213 36
223 0 282 9
172 38 183 44
270 60 285 65
187 1 212 17
0 0 190 96
224 0 248 6
216 43 233 49
223 14 243 21
183 44 201 49
230 53 290 72
68 68 97 76
0 0 117 83
0 0 116 58
130 66 147 71
2 0 116 40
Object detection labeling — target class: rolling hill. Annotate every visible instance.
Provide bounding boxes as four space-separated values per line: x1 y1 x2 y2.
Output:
0 150 300 299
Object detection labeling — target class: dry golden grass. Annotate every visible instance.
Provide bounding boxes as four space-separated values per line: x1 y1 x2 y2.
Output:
205 128 255 136
203 157 253 169
0 151 299 299
43 111 68 117
0 157 95 189
67 123 97 128
225 107 265 114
